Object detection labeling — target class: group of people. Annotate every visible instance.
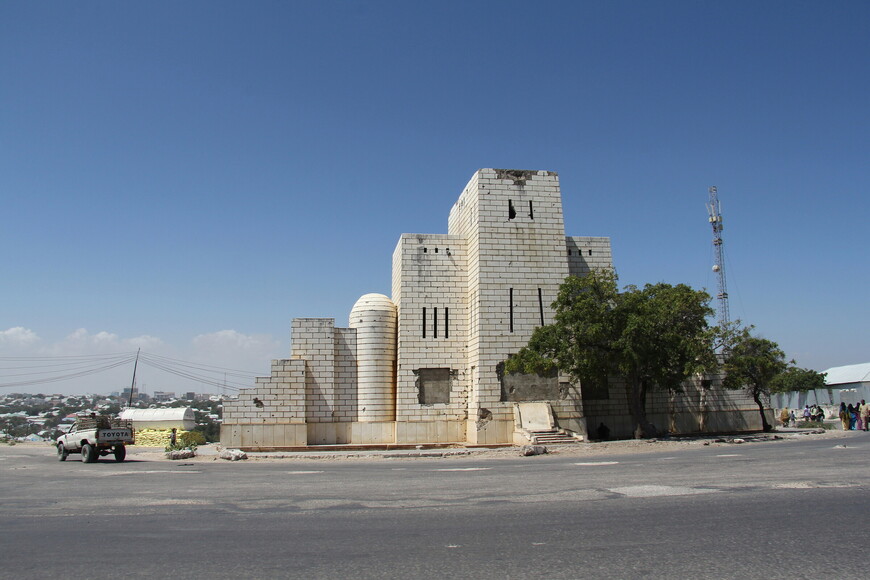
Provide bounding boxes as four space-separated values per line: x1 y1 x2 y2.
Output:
779 401 870 431
779 404 825 427
839 400 870 431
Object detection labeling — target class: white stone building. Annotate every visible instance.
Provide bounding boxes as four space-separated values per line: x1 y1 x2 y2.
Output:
221 169 766 448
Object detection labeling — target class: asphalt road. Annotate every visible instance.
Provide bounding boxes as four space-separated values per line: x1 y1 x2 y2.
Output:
2 432 869 579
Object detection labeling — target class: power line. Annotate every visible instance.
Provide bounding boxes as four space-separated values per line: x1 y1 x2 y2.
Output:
137 353 265 391
0 354 135 378
138 352 264 378
0 352 135 364
0 351 266 391
0 355 137 388
136 359 242 391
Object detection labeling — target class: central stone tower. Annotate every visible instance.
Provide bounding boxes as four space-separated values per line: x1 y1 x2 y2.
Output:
391 169 611 444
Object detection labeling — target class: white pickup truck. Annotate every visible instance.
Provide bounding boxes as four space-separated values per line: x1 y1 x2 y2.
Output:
56 415 135 463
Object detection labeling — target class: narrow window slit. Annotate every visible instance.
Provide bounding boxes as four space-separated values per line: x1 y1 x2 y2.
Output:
509 288 514 333
444 308 449 339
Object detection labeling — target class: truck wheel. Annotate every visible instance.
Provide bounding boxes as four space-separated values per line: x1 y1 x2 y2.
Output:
81 444 97 463
114 445 126 462
57 443 68 461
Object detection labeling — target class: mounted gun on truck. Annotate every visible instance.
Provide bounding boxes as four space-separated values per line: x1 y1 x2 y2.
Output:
56 415 135 463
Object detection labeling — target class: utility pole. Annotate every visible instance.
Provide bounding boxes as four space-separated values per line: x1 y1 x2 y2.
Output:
127 348 140 408
706 186 730 327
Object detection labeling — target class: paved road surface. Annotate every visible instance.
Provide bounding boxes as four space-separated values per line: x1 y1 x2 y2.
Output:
2 432 868 579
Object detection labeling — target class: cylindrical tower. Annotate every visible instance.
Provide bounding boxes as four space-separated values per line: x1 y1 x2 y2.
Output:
349 293 397 421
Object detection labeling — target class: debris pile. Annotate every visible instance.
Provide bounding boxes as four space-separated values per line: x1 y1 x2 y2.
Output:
219 449 248 461
520 445 548 456
166 449 196 460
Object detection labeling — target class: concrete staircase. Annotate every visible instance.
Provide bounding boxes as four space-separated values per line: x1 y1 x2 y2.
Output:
529 429 579 445
513 402 584 445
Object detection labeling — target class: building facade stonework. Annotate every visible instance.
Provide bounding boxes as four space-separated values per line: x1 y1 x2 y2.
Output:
221 169 768 449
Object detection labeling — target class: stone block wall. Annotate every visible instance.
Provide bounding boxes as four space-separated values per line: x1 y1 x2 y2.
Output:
334 328 358 422
582 375 772 439
448 169 578 444
567 236 613 277
291 318 356 423
220 358 307 448
392 233 469 442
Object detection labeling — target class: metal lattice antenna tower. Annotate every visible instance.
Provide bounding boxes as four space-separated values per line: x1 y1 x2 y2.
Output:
706 186 730 326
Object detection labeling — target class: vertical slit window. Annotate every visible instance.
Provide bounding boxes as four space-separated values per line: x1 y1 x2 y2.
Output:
509 288 514 333
538 288 545 326
529 200 534 219
444 308 449 339
422 308 427 338
508 199 516 220
433 307 438 338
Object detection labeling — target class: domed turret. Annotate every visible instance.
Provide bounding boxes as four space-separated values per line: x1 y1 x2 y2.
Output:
349 293 397 421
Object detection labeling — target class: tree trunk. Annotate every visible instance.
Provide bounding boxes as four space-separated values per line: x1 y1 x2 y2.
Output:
751 390 772 432
629 379 659 439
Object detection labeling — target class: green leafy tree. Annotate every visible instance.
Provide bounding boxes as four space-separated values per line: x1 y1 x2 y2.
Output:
721 330 788 432
770 366 827 394
507 270 715 439
194 420 220 442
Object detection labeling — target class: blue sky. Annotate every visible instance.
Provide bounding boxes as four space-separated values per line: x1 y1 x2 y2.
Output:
1 1 867 395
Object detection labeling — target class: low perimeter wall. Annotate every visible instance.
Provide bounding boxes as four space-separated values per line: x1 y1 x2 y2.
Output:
583 379 772 440
222 365 772 448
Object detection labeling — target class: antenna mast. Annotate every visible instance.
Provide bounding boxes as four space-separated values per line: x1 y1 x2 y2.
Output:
706 186 730 326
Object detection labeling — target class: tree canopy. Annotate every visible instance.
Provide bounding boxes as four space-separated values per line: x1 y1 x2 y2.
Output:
769 366 827 394
507 270 715 438
721 330 788 431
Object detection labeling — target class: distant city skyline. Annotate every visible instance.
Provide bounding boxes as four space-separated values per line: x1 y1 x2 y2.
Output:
2 1 868 394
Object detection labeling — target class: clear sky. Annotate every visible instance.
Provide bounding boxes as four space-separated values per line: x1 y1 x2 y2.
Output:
2 1 867 395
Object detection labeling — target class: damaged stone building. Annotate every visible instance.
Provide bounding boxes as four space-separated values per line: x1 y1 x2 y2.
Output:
221 169 765 449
